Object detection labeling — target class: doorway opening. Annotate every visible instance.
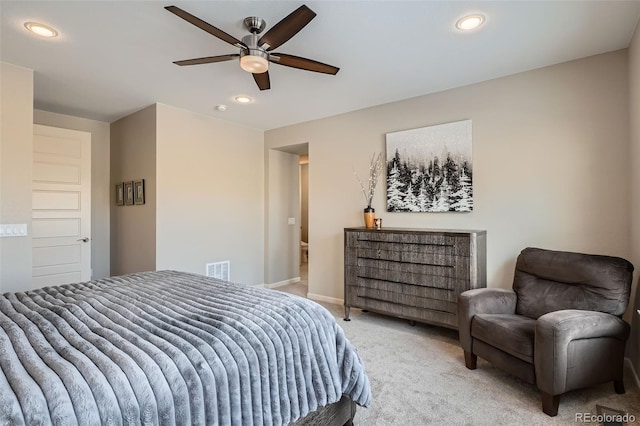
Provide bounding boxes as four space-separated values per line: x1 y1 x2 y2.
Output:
268 142 309 297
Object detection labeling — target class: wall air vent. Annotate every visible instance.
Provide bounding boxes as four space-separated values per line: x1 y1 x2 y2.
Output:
206 261 230 281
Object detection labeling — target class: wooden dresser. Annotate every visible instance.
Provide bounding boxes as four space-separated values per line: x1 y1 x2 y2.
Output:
344 227 486 329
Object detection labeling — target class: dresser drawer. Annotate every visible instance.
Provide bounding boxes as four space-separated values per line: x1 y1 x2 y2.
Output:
348 295 458 328
353 232 471 256
348 265 454 289
350 284 457 313
356 248 470 274
346 265 472 290
350 289 457 313
356 257 470 280
349 277 456 302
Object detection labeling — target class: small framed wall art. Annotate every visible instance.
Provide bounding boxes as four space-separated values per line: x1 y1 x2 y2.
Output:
115 183 124 206
124 181 134 205
133 179 145 205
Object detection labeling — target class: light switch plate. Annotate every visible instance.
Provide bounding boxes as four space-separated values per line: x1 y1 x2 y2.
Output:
0 224 28 237
288 217 296 225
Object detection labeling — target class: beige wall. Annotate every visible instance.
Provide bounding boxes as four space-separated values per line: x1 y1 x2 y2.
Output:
34 110 111 279
0 63 33 293
265 50 631 302
110 105 157 275
155 104 264 285
627 21 640 377
265 149 300 284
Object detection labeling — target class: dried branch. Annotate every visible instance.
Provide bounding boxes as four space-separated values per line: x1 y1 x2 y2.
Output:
354 152 385 207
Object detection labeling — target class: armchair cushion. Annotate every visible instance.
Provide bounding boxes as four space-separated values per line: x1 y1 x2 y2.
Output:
472 314 535 363
513 248 634 319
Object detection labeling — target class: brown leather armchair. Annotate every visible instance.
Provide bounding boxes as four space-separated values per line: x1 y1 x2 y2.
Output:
458 247 634 416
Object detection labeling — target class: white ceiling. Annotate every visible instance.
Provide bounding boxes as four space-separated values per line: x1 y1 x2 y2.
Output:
2 1 640 131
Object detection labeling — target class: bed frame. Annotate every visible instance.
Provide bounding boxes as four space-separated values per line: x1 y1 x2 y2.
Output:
293 396 356 426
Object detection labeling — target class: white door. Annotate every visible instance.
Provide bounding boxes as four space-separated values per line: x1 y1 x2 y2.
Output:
32 124 91 287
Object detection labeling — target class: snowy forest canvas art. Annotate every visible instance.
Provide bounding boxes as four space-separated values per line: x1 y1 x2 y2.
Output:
386 120 473 212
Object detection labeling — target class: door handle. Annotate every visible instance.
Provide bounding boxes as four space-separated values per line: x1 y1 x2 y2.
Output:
77 238 89 243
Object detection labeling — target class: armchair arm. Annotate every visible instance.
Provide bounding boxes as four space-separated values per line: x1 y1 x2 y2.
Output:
457 288 517 352
535 310 630 395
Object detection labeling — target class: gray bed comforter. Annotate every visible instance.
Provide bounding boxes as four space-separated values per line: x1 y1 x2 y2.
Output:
0 271 371 425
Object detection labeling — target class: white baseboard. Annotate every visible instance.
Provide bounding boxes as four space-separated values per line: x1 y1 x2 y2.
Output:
625 357 640 388
265 277 300 289
252 283 265 288
307 292 343 305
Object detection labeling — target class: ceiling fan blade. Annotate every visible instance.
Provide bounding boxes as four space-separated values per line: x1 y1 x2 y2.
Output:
253 71 271 91
173 54 240 66
258 5 316 51
165 6 245 49
270 53 339 75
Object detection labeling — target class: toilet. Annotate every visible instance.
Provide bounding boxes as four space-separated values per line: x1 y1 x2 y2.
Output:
300 241 309 263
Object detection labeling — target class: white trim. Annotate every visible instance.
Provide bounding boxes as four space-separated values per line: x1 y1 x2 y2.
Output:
265 277 300 289
307 292 343 305
252 283 265 289
625 357 640 388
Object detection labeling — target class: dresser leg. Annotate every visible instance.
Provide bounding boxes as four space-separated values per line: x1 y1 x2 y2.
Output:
343 306 351 321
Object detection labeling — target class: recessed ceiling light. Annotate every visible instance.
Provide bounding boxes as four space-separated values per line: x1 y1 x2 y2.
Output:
234 95 253 104
24 22 58 38
215 104 227 112
456 14 485 31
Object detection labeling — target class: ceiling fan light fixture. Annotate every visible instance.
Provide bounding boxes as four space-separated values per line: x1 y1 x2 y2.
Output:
24 22 58 38
240 50 269 73
456 14 485 31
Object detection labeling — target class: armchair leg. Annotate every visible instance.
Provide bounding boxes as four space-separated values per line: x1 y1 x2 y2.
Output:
463 351 477 370
541 392 560 417
614 379 625 394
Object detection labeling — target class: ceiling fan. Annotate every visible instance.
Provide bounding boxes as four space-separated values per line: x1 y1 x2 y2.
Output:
165 4 340 91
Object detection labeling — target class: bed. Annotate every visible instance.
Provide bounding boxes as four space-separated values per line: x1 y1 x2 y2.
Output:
0 270 371 425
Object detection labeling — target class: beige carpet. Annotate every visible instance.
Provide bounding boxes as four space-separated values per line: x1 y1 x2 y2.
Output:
276 280 640 425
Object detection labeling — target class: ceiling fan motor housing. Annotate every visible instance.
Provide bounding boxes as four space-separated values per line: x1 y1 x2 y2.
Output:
244 16 266 34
